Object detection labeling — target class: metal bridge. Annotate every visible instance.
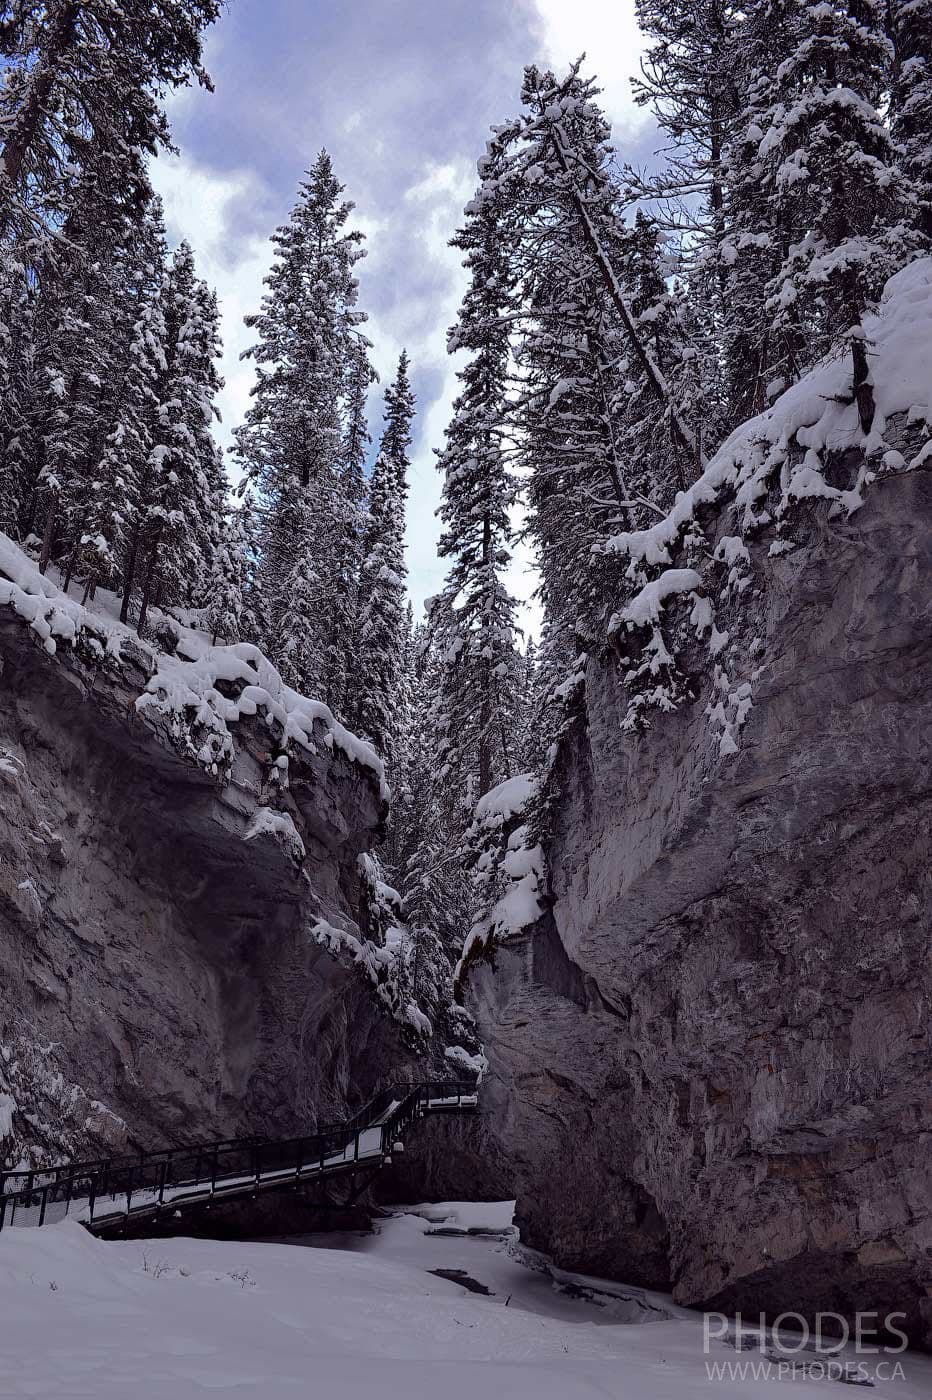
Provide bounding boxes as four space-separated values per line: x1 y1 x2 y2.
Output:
0 1080 477 1238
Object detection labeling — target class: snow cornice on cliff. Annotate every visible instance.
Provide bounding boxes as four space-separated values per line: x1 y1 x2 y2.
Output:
0 532 388 801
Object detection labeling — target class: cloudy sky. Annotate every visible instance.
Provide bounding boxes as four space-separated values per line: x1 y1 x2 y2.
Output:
151 0 658 623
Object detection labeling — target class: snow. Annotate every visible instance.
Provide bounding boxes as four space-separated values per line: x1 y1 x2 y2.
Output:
0 1093 16 1140
457 772 545 980
444 1043 487 1078
242 806 305 862
310 916 432 1039
1 1211 929 1399
473 773 536 824
0 531 388 798
614 568 703 629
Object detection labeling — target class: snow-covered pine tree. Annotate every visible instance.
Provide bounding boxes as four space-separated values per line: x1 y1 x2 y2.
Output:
434 196 522 809
718 1 799 422
205 496 251 646
76 192 168 601
890 0 932 243
0 0 220 246
349 351 415 765
134 242 225 634
234 152 369 699
0 2 221 551
753 0 907 430
610 211 701 513
184 279 228 607
630 0 745 435
0 252 35 538
33 156 153 578
322 336 377 713
398 618 472 962
510 94 634 643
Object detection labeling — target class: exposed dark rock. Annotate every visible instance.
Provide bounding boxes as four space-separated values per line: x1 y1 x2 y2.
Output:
375 1109 514 1207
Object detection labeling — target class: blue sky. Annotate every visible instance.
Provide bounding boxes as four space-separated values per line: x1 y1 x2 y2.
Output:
151 0 657 624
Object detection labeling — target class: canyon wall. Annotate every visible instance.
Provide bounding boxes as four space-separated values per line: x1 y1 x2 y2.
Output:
0 552 456 1171
468 455 932 1340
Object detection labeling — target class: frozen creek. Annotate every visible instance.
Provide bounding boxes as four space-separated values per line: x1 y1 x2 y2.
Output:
1 1202 931 1399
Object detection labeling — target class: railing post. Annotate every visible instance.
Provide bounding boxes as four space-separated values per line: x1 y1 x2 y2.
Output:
126 1165 134 1218
254 1144 261 1187
0 1194 6 1232
157 1160 168 1207
38 1186 48 1228
210 1150 218 1196
88 1174 97 1224
295 1139 303 1178
64 1172 74 1218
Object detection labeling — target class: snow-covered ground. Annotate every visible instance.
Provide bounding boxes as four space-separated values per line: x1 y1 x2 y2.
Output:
1 1203 930 1398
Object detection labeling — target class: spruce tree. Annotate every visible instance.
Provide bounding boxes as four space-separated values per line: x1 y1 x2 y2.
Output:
890 0 932 243
234 152 370 699
0 0 220 245
753 0 906 430
399 620 472 962
350 351 415 763
135 242 225 634
435 198 522 805
323 336 376 712
206 498 250 646
77 193 167 600
631 0 743 244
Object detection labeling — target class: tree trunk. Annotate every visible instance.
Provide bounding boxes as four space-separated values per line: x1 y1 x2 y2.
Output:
548 119 704 470
120 526 140 623
136 534 161 637
38 496 57 575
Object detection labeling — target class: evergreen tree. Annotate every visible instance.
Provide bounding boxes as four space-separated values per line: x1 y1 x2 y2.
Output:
206 497 251 646
0 0 220 246
76 193 167 600
233 151 369 698
434 198 522 803
719 1 799 421
399 621 472 962
890 0 932 243
350 351 415 763
33 157 153 577
631 0 744 244
323 335 376 712
751 0 906 430
135 242 225 634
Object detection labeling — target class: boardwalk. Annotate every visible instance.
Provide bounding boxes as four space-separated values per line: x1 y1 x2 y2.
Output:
0 1081 477 1236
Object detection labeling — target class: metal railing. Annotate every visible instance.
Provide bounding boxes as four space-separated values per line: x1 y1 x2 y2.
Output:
0 1080 476 1234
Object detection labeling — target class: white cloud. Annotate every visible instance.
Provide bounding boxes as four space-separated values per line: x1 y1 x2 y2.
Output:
529 0 648 138
366 161 474 618
149 150 274 460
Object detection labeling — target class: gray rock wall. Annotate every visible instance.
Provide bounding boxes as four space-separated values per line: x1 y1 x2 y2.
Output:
0 611 424 1167
468 468 932 1343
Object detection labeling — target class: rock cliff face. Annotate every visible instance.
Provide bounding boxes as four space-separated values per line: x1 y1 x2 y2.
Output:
468 464 932 1341
0 555 441 1171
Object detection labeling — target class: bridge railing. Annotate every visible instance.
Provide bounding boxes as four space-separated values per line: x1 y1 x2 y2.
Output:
0 1079 476 1233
